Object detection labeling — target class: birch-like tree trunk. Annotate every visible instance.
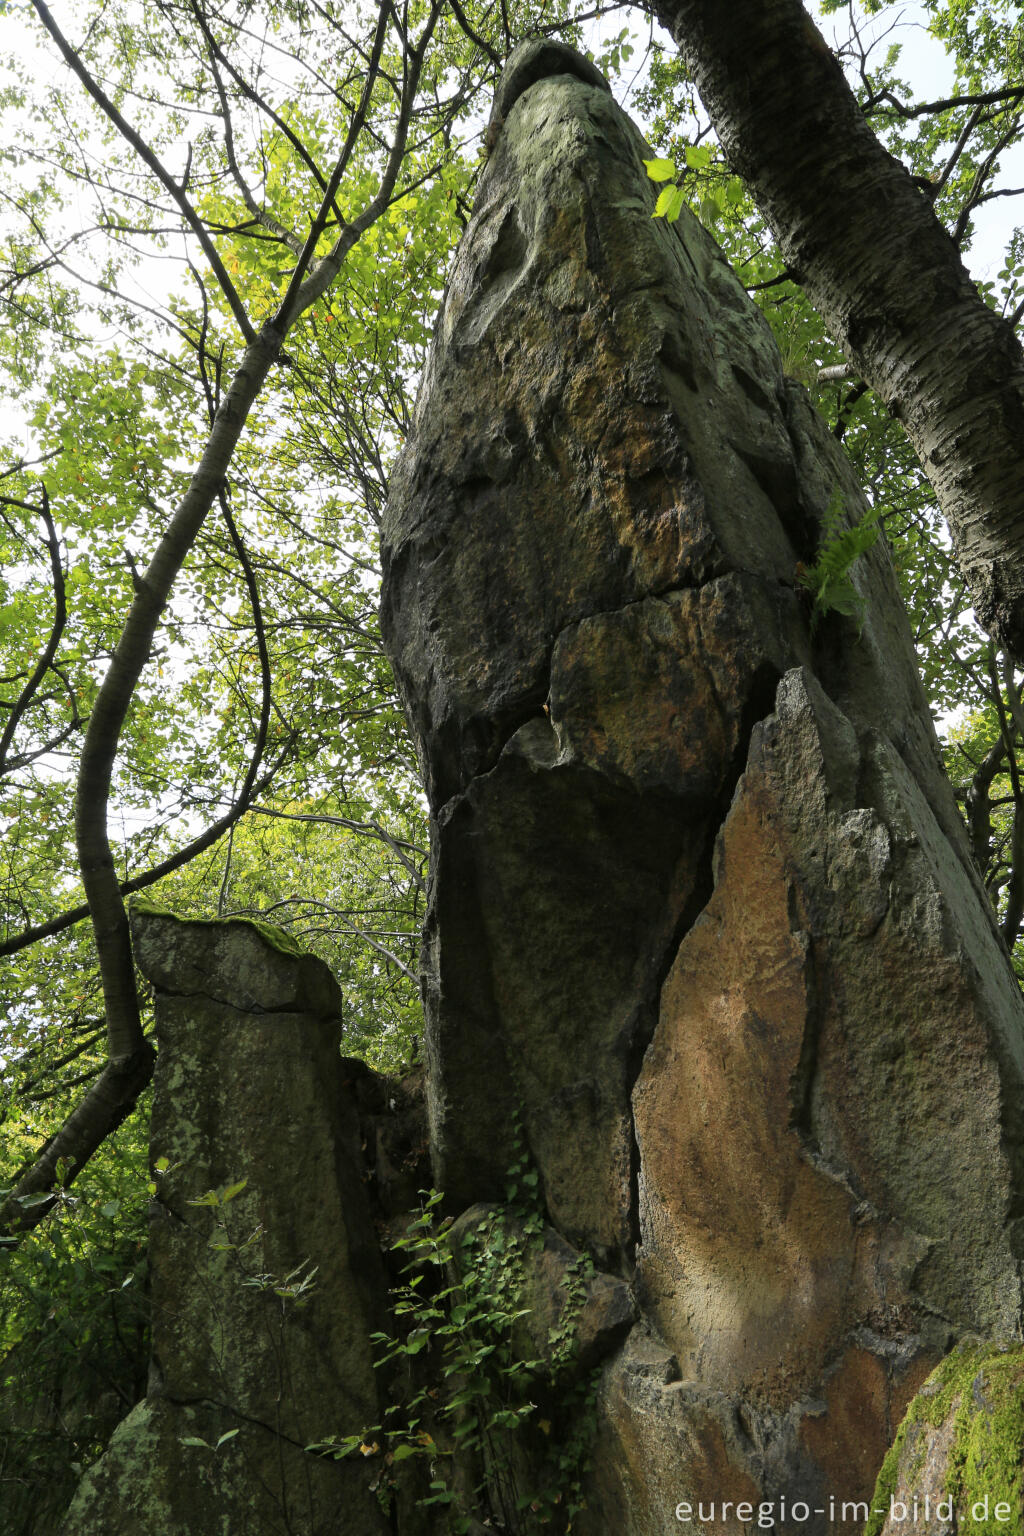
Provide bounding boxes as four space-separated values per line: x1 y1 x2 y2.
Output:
650 0 1024 656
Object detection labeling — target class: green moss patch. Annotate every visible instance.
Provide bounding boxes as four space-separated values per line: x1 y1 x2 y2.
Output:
866 1341 1024 1535
129 896 306 958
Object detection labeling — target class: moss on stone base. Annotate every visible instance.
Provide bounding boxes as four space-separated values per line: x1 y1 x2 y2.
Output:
866 1340 1024 1535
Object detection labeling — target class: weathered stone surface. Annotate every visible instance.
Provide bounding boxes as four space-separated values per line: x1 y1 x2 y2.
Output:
383 56 831 1262
592 669 1024 1530
61 912 387 1536
587 1326 934 1536
382 41 1024 1536
484 38 610 152
130 898 342 1018
867 1341 1024 1535
634 669 1024 1384
382 71 814 813
61 1399 367 1536
341 1056 431 1225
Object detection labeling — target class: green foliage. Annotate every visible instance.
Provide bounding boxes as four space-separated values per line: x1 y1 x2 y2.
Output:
797 487 882 631
311 1189 540 1529
866 1342 1024 1536
314 1128 598 1533
644 144 728 228
0 1108 150 1532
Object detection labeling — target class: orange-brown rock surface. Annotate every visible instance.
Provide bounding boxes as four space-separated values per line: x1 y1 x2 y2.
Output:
382 38 1024 1535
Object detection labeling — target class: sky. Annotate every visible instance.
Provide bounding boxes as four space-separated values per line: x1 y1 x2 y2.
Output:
3 1 1020 413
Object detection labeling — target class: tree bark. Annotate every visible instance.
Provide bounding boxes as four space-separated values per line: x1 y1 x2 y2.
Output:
648 0 1024 657
3 0 441 1236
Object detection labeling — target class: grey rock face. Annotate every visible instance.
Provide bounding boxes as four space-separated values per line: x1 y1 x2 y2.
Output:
382 41 1024 1531
130 899 341 1017
450 1202 637 1378
60 910 388 1536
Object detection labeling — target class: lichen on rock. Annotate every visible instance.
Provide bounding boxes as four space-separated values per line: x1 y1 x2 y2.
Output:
129 898 340 1017
61 914 388 1536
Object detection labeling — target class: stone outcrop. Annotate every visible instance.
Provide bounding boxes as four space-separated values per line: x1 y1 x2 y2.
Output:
381 37 1024 1533
450 1202 637 1378
52 38 1024 1536
60 907 391 1536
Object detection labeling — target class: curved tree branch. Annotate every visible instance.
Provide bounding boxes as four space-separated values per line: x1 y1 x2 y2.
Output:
0 749 290 958
4 0 446 1224
30 0 257 344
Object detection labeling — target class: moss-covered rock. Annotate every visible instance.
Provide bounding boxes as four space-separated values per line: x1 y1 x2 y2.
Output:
129 900 340 1018
60 1398 380 1536
867 1341 1024 1535
60 916 389 1536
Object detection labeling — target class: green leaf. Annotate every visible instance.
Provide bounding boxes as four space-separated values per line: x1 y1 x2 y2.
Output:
187 1190 222 1208
655 186 686 223
643 156 677 182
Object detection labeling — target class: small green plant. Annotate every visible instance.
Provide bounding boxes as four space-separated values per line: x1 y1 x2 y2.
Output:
797 484 882 632
547 1253 595 1376
314 1123 600 1531
311 1189 540 1530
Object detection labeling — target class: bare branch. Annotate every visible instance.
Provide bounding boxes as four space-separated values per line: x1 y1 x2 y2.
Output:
868 83 1024 121
249 804 428 893
0 490 67 779
30 0 257 344
817 362 856 384
448 0 502 67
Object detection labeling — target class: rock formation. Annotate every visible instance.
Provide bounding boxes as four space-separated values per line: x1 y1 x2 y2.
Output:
53 38 1024 1536
863 1340 1024 1535
59 907 391 1536
381 37 1024 1533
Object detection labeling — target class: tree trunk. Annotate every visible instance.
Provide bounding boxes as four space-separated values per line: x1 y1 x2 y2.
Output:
649 0 1024 659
